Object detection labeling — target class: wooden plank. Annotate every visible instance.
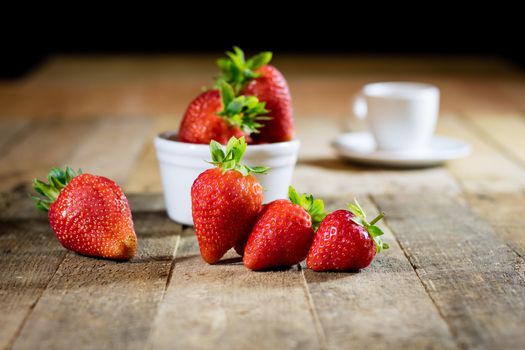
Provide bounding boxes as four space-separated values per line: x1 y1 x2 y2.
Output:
466 192 525 259
496 78 525 111
437 114 525 193
2 55 519 120
0 189 46 221
0 219 67 350
437 113 525 265
30 56 216 83
0 118 97 192
29 55 518 83
148 232 322 350
293 114 461 198
453 79 523 114
0 119 29 153
124 116 175 193
127 193 166 213
303 197 457 350
294 162 460 198
373 193 525 349
66 116 153 185
0 82 204 120
463 112 525 167
11 206 181 350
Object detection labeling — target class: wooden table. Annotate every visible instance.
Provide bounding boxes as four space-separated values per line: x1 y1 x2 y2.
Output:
1 55 525 350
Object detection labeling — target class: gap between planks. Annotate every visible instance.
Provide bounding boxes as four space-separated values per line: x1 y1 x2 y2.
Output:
146 230 323 350
438 114 525 261
372 193 525 349
298 264 328 350
4 244 67 350
368 194 461 348
4 200 181 350
301 196 457 350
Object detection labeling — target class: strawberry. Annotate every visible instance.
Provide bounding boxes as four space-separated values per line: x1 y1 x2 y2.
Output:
307 199 389 271
233 203 266 257
216 47 294 143
32 167 137 260
191 136 267 264
242 187 326 271
178 82 269 144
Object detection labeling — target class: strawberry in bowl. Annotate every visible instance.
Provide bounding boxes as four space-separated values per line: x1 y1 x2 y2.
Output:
155 47 299 225
178 82 269 145
215 46 294 143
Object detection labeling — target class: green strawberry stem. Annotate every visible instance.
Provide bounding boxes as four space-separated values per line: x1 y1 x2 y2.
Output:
32 166 82 212
348 199 389 253
217 82 270 135
288 186 327 230
215 46 273 94
209 136 269 176
369 212 385 226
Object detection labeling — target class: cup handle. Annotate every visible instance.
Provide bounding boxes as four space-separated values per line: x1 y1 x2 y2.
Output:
345 91 367 131
352 92 367 120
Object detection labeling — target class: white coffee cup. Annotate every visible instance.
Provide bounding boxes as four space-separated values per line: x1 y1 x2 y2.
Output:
352 82 440 151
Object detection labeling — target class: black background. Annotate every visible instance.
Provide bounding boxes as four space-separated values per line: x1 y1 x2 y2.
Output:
1 6 522 78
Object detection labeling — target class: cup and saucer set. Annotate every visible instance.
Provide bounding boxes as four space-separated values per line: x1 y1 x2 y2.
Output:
333 82 470 167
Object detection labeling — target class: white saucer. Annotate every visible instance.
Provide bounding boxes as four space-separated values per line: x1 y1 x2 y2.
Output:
332 132 471 168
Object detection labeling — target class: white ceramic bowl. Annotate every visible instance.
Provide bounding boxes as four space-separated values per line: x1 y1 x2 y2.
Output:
154 131 300 225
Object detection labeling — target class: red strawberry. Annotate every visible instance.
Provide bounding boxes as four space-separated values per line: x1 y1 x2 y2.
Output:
243 65 293 143
233 203 266 257
191 136 267 264
178 82 268 144
216 47 294 143
307 200 388 271
32 167 137 260
243 187 326 271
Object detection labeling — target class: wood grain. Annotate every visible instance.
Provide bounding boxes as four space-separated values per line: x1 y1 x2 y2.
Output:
0 55 519 120
0 119 28 154
10 203 181 350
0 189 47 221
466 192 525 259
438 114 525 193
463 112 525 168
66 116 153 185
373 193 525 349
124 116 175 193
0 118 98 191
303 197 457 350
148 232 322 350
0 219 66 350
293 114 461 198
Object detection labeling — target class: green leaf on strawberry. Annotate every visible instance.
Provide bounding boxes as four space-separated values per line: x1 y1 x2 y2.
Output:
288 186 327 230
348 198 389 253
32 166 82 212
217 82 271 135
246 51 273 71
209 136 269 176
215 46 273 94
